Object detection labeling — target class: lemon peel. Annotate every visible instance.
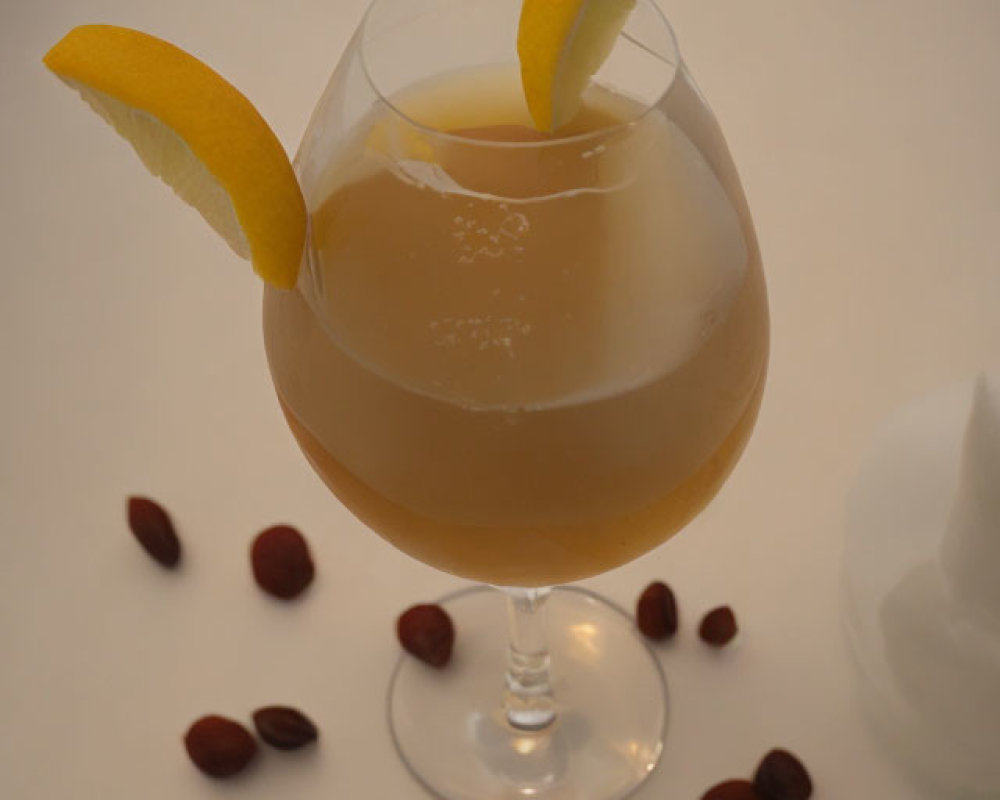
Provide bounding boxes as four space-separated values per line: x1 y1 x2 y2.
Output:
518 0 637 133
44 24 305 288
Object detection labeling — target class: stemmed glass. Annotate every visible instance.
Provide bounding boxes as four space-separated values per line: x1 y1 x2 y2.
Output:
263 0 768 797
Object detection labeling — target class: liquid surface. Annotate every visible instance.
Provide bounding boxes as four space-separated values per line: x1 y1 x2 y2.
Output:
264 66 769 585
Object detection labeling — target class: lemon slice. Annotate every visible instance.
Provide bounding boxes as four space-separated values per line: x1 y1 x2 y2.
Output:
518 0 636 133
43 25 305 289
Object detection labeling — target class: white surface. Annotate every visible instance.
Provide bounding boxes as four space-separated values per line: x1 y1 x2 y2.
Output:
2 1 998 798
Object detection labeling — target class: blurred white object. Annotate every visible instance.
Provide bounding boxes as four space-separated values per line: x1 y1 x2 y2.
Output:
843 373 1000 799
941 377 1000 630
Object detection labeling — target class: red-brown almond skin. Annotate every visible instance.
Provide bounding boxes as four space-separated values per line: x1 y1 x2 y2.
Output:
127 496 181 568
699 605 739 647
251 525 314 599
702 779 763 800
184 715 257 778
635 581 678 640
397 604 455 668
252 706 319 750
753 748 813 800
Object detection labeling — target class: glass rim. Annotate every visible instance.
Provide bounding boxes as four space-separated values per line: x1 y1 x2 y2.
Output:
356 0 681 150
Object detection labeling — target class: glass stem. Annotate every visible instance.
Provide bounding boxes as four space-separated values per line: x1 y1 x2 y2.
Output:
503 586 557 731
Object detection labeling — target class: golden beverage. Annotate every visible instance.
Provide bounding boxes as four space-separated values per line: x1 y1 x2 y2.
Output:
264 66 768 586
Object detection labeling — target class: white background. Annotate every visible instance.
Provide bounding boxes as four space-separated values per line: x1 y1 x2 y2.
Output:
2 1 998 798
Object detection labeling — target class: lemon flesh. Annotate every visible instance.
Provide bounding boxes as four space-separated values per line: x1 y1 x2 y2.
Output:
518 0 637 133
44 25 305 289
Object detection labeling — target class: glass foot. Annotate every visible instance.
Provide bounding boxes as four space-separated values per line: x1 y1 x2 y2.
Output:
388 585 667 799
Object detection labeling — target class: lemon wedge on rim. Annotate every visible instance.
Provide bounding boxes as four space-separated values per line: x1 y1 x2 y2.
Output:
518 0 637 133
43 24 306 289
